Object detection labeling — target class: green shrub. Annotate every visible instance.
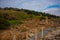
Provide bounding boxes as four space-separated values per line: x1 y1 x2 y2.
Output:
0 19 10 29
8 20 23 25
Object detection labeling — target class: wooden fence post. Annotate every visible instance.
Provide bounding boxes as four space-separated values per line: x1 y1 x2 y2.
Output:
13 33 16 40
41 27 44 40
35 29 37 40
10 30 16 40
26 32 28 40
46 16 48 25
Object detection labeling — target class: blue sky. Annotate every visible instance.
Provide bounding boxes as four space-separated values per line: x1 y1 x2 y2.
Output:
0 0 60 16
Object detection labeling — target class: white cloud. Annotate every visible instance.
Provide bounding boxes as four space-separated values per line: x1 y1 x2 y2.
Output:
43 8 60 16
21 0 41 11
0 0 60 16
20 0 60 11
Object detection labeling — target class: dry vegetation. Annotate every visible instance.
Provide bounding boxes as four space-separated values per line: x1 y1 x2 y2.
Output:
0 7 60 40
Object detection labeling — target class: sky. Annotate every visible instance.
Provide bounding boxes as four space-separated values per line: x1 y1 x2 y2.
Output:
0 0 60 16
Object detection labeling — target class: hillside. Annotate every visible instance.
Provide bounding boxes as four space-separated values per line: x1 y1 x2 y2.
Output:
0 7 60 30
0 7 60 40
